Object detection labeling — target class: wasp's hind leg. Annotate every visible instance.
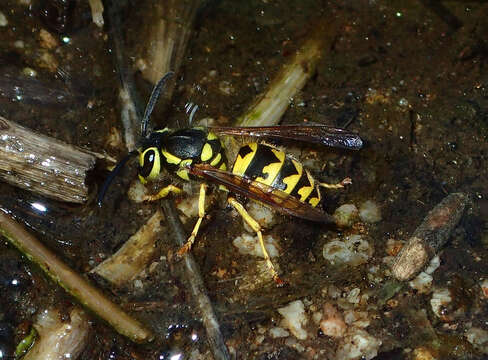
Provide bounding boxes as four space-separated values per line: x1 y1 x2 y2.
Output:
177 183 207 256
227 197 285 287
143 184 182 202
319 177 352 189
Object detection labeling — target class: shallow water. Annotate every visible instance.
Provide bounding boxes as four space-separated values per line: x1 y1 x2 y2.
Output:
0 1 487 359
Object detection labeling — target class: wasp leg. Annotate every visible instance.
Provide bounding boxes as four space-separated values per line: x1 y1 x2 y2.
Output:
319 177 352 189
227 197 285 286
177 183 207 256
143 184 182 202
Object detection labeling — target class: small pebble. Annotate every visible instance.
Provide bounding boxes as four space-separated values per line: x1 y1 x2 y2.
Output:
269 327 289 338
320 304 346 338
358 200 382 223
412 346 436 360
233 233 279 258
430 287 451 321
409 272 433 294
0 11 7 27
39 28 58 49
333 204 359 227
347 288 361 304
277 300 309 340
22 67 37 77
480 279 488 299
323 235 373 266
465 327 488 354
335 329 382 360
246 201 275 229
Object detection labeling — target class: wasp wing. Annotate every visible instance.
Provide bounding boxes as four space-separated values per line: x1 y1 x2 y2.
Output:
209 124 363 150
188 163 335 223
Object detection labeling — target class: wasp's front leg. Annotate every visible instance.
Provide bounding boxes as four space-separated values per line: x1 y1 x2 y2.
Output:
143 184 183 202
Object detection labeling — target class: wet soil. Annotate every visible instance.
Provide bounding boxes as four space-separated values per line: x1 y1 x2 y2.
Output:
0 0 487 359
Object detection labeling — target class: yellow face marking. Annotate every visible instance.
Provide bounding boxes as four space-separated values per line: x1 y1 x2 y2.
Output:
140 147 161 181
297 170 315 201
255 148 285 185
161 149 181 165
210 152 222 166
201 143 213 162
232 143 257 176
138 174 147 184
176 159 193 181
207 132 218 140
282 159 303 194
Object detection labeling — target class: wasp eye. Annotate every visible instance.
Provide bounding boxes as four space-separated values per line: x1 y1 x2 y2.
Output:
139 149 156 178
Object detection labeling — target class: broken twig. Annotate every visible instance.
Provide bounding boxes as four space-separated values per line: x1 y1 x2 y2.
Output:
391 193 469 281
0 116 96 203
91 210 165 286
0 208 153 343
162 200 231 360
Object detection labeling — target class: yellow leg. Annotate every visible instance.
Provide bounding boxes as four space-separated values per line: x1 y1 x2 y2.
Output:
177 183 207 256
143 184 182 202
228 197 285 286
319 177 352 189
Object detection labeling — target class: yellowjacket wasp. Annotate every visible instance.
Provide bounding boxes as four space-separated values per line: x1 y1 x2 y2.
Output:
98 73 363 285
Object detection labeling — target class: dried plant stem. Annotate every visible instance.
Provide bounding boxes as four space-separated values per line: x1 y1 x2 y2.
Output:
91 210 165 286
88 0 104 27
0 116 96 203
107 1 143 152
24 307 90 360
236 21 336 127
139 0 203 90
162 200 230 360
391 193 469 281
0 208 153 343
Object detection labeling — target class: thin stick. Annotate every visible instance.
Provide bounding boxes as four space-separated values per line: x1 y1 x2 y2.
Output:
0 208 153 343
236 21 337 127
106 0 143 152
161 200 231 360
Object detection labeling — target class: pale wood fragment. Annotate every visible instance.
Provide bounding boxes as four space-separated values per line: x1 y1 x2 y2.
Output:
0 116 96 203
91 210 165 286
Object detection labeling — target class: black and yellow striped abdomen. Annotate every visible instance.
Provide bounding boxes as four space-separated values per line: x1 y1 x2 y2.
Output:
232 143 321 207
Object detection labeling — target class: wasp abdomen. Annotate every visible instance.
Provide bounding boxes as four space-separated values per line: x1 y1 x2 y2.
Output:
232 143 321 207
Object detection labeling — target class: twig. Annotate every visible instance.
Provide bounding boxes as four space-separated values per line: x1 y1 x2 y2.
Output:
137 0 204 93
106 0 143 152
391 193 470 281
0 208 153 343
236 20 337 127
23 307 90 360
0 116 96 203
91 210 165 286
161 200 231 360
88 0 104 27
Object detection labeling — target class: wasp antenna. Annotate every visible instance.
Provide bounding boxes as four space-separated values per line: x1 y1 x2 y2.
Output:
97 151 138 207
141 71 174 138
